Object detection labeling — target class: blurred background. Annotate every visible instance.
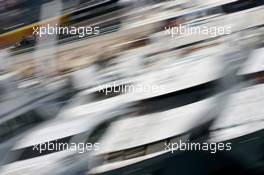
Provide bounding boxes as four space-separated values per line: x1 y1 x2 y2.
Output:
0 0 264 175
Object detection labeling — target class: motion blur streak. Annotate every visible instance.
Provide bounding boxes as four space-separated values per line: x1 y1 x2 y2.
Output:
0 0 264 175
